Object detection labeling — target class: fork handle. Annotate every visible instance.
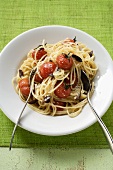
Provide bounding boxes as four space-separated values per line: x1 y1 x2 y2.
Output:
9 95 30 151
88 98 113 154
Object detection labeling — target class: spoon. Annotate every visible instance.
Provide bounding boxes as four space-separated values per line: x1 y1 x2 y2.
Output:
9 68 37 151
81 70 113 154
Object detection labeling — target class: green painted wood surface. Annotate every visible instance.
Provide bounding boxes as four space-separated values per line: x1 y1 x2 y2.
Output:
0 0 113 148
0 148 113 170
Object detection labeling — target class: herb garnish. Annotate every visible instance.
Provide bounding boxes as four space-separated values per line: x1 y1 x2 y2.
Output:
64 84 70 90
89 50 93 57
19 69 24 78
72 54 82 62
49 73 54 78
73 36 77 42
44 96 51 103
34 45 42 50
64 80 70 90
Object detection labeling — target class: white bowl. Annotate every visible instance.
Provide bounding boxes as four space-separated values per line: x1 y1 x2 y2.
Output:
0 25 113 136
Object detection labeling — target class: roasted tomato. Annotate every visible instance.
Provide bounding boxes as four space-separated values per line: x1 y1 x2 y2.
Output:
54 100 66 111
34 73 43 83
64 39 74 43
18 78 30 96
54 82 71 98
56 54 73 70
64 37 76 43
40 61 56 79
20 86 30 96
32 48 47 60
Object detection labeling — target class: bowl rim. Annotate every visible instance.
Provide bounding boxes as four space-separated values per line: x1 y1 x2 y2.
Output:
0 25 113 136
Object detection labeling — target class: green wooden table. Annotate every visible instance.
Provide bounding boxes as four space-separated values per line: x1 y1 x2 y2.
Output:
0 147 113 170
0 0 113 169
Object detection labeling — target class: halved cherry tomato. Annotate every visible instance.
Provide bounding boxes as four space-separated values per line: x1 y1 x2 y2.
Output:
54 82 71 98
40 61 56 79
54 100 66 111
56 54 73 70
19 78 30 96
32 48 47 60
34 73 43 83
64 39 74 43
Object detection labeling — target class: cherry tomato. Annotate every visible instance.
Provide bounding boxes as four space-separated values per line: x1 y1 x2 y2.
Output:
40 62 56 79
56 54 73 70
20 86 30 96
34 73 43 83
64 39 74 43
54 82 71 98
19 78 29 88
54 100 66 111
32 48 47 60
18 78 30 96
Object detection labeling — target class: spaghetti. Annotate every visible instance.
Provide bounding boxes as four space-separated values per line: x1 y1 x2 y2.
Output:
12 37 98 118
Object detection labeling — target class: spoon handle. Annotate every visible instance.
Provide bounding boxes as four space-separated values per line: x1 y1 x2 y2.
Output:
88 94 113 154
